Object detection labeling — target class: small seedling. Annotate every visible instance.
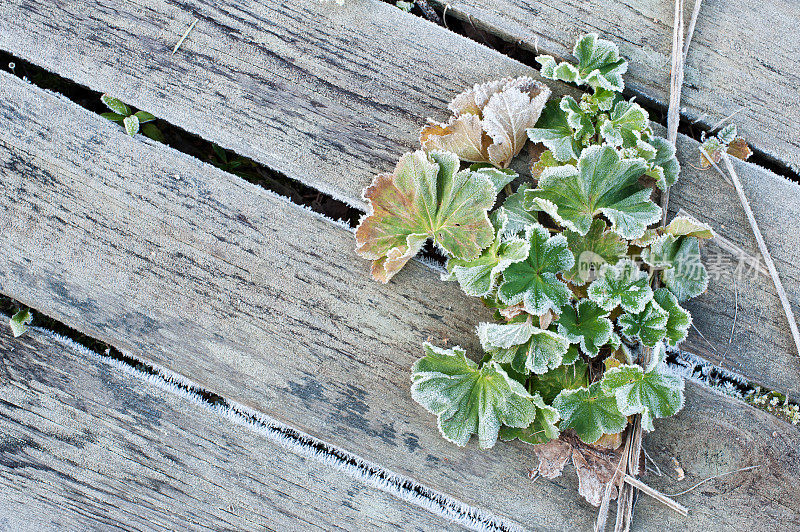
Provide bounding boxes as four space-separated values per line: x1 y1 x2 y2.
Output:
100 94 163 141
9 308 32 338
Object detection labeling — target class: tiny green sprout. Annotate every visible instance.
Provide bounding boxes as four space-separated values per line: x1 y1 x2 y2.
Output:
395 1 413 11
100 94 162 141
9 308 32 338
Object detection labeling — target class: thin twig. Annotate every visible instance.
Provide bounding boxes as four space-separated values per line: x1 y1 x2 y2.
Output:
682 0 703 61
703 148 800 359
666 465 761 497
691 322 720 353
623 475 689 516
172 18 198 55
708 107 745 132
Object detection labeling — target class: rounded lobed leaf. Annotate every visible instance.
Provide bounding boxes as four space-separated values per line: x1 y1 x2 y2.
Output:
557 299 613 357
618 299 669 347
587 258 653 313
552 382 627 444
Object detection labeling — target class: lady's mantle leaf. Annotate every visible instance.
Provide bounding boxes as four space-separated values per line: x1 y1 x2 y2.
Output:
557 299 612 357
530 357 589 404
602 362 684 431
495 186 539 236
537 33 628 92
646 137 680 190
598 100 649 148
478 320 571 374
421 77 551 168
553 382 627 444
411 343 539 449
356 150 496 283
618 300 669 347
497 224 574 315
561 96 595 142
445 232 529 297
564 219 628 285
524 145 660 239
666 215 715 239
9 309 32 338
101 93 131 116
642 234 709 302
526 100 582 162
653 288 691 347
587 258 653 313
499 394 560 444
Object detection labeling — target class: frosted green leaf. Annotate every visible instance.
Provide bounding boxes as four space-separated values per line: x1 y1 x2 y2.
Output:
499 394 560 444
495 185 539 236
9 309 32 338
527 100 582 162
583 88 617 112
653 288 691 347
564 219 628 285
101 112 125 122
553 382 628 444
479 320 571 374
530 149 565 180
618 300 669 347
646 137 680 190
101 93 130 116
642 234 709 302
537 33 628 92
530 356 589 403
445 231 529 297
718 123 738 144
598 100 649 147
557 299 612 357
601 363 684 428
356 150 496 283
133 110 155 124
497 224 574 315
524 145 660 239
587 258 652 313
699 123 752 168
411 343 539 448
561 96 595 141
123 114 140 136
666 215 715 239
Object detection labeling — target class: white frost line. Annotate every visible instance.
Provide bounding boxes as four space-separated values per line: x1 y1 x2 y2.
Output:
33 327 523 532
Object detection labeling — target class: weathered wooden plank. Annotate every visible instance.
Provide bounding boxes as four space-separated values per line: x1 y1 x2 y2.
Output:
1 72 799 530
429 0 800 172
1 0 798 391
0 327 467 531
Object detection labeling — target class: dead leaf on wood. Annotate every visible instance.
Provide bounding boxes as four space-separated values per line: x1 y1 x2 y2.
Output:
531 430 625 506
421 77 551 168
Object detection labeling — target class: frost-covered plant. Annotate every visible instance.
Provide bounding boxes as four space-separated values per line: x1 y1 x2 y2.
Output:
100 94 162 141
355 34 712 506
699 123 752 168
9 308 32 338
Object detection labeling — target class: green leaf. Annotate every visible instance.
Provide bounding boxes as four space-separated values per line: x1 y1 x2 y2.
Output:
537 33 628 92
123 114 140 136
665 215 715 239
653 288 691 347
499 394 560 444
527 100 581 162
9 309 32 338
564 219 628 285
524 145 660 239
141 123 165 143
495 185 539 237
553 382 628 444
445 232 529 297
134 110 156 124
642 234 709 302
560 96 595 142
529 356 589 404
602 363 684 429
101 94 130 116
587 258 652 313
557 299 612 357
618 300 669 347
356 151 497 282
100 112 125 122
469 164 517 194
646 137 680 190
497 224 574 315
598 100 649 148
479 320 571 374
411 343 540 448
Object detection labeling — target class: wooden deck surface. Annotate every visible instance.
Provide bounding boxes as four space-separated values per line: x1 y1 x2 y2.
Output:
0 0 799 529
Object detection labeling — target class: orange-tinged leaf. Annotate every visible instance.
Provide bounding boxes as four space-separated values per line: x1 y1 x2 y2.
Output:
355 150 497 283
420 114 489 162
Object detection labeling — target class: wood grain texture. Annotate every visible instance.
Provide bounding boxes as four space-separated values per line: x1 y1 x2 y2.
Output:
430 0 800 172
0 327 465 531
1 0 798 394
1 72 799 530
